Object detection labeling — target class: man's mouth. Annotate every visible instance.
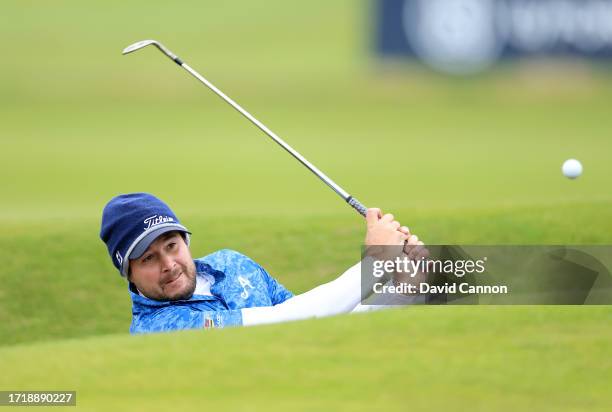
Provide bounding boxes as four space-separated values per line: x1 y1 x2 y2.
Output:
164 271 182 286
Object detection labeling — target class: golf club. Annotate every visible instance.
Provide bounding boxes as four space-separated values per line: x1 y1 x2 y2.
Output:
122 39 368 217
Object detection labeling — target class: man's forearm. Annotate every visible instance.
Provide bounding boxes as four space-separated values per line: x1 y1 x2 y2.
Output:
242 256 384 326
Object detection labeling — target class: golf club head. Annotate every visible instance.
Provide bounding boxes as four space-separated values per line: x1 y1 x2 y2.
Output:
122 39 180 64
122 39 159 55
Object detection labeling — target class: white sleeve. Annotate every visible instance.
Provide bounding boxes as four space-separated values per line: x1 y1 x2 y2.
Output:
241 256 383 326
351 286 425 313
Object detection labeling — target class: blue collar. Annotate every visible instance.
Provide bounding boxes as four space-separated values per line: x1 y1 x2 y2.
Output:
129 259 226 307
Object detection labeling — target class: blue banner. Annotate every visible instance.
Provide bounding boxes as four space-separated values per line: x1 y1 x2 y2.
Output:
376 0 612 73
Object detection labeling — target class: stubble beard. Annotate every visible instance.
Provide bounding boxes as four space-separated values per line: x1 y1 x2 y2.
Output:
163 260 197 301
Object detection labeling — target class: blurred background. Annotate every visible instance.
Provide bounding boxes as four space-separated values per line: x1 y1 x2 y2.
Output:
1 0 610 221
2 0 612 340
1 2 611 408
379 0 612 74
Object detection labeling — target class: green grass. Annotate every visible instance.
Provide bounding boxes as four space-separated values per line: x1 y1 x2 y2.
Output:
2 203 611 347
2 307 611 411
1 0 612 410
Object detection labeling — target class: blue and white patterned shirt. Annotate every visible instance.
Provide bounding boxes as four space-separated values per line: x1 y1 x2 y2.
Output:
129 249 293 334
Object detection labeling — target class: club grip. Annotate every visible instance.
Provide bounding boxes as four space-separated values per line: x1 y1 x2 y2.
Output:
347 196 367 217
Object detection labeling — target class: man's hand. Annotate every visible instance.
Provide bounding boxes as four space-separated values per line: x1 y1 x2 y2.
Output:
364 208 408 261
394 227 430 294
364 208 408 246
363 208 431 286
399 227 428 260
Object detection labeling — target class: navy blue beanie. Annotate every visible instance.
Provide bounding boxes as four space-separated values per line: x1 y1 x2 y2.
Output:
100 193 190 277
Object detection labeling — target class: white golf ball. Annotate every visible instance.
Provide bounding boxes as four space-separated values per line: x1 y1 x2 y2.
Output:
562 159 582 179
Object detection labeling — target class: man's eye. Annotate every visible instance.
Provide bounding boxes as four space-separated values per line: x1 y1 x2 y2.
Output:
167 242 176 250
142 255 153 263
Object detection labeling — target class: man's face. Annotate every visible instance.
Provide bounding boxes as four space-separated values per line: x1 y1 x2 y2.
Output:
128 231 196 301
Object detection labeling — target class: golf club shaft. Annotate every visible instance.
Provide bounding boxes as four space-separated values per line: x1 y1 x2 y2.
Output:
153 45 368 217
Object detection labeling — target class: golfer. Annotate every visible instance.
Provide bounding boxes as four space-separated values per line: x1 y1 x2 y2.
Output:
100 193 424 334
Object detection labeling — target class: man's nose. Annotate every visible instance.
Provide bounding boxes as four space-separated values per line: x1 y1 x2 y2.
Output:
160 253 175 272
